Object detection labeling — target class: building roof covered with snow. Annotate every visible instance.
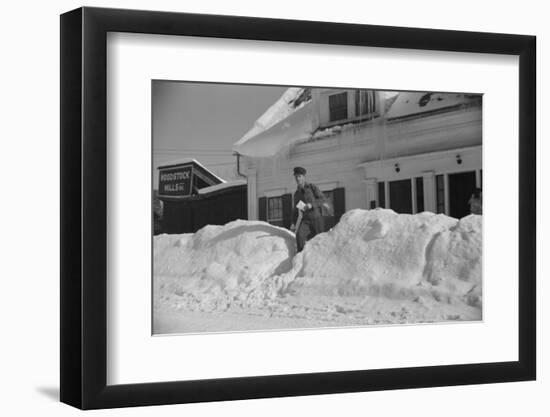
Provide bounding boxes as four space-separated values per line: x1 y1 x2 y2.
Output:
232 88 481 158
232 88 314 158
385 92 481 121
198 179 247 195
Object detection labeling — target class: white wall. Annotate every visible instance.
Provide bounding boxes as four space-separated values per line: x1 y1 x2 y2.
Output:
253 102 481 218
0 1 546 416
385 105 482 159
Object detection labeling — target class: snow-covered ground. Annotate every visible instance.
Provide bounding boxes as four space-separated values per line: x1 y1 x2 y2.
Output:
153 209 482 334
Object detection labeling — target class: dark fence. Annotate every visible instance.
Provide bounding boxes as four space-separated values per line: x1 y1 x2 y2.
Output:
158 185 247 234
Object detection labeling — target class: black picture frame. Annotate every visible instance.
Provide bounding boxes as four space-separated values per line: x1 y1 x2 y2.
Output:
60 6 536 410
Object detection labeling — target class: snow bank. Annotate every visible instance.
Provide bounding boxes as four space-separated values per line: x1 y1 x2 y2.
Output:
277 209 481 307
154 220 296 311
154 209 482 317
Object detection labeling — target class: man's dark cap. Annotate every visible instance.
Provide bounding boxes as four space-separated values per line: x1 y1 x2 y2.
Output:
293 166 307 176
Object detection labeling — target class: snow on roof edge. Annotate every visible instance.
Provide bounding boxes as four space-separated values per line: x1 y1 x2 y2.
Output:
197 179 246 195
234 87 312 148
157 158 227 183
385 92 480 120
232 103 314 158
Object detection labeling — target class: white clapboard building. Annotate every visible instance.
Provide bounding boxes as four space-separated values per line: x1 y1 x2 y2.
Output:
233 87 482 229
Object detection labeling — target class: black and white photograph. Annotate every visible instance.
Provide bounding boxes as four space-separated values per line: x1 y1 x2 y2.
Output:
152 81 483 335
1 0 545 413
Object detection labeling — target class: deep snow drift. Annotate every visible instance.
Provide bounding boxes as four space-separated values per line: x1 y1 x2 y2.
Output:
154 209 482 333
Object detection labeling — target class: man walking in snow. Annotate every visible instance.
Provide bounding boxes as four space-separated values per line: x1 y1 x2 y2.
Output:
290 166 326 252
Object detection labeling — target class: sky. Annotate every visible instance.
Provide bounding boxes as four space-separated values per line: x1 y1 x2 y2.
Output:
152 81 288 185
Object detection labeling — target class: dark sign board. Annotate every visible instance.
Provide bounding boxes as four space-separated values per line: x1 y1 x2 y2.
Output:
158 165 193 197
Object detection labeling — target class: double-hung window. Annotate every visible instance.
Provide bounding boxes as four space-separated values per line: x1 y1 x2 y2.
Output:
329 92 348 122
267 196 283 226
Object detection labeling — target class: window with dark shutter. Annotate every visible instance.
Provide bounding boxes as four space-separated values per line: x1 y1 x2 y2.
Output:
329 92 348 122
333 187 346 222
267 197 282 220
267 196 284 227
319 190 335 230
323 190 334 214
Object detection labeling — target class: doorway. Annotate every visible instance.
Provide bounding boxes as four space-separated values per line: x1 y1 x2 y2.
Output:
448 171 477 218
389 179 413 214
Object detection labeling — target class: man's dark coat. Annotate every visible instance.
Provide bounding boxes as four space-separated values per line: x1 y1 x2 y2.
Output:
293 182 326 251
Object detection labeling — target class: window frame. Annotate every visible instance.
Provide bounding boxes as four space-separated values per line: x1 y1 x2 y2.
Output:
266 196 284 223
355 89 377 117
328 91 349 122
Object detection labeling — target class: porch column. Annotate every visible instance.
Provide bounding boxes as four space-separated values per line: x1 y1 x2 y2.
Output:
411 178 417 213
422 171 436 213
384 181 390 209
364 178 378 209
247 168 257 220
444 174 450 216
476 169 482 188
